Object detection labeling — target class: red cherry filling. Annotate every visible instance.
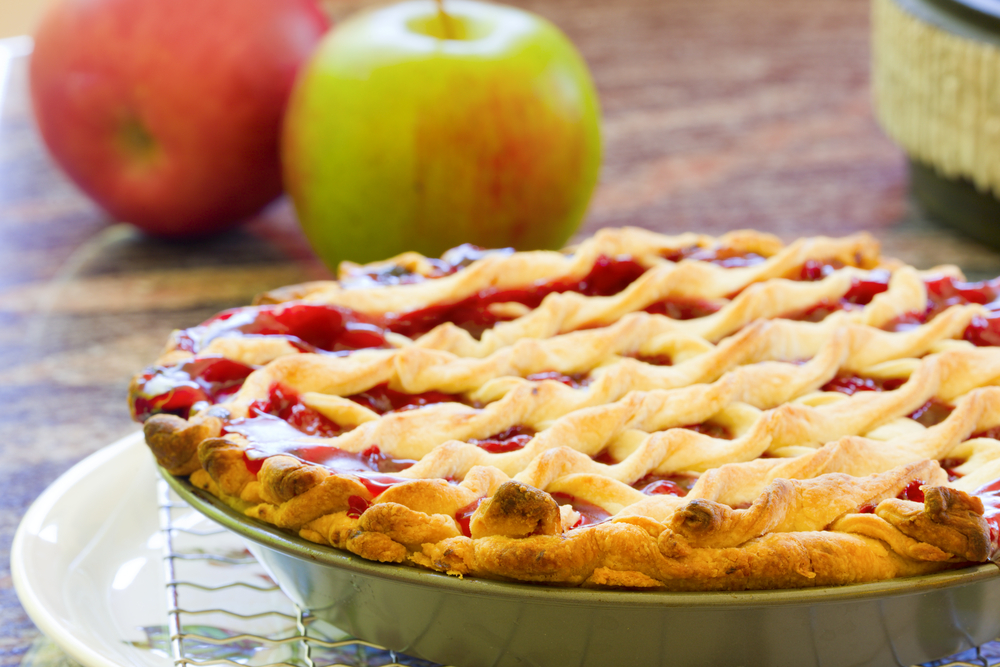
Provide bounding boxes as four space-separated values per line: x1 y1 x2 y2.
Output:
939 458 967 482
142 265 1000 428
280 444 415 475
630 353 672 366
578 255 652 295
347 495 371 518
357 445 416 473
323 244 518 290
926 274 1000 313
898 479 926 502
881 312 928 333
231 381 463 466
525 371 592 389
131 356 257 421
882 275 1000 337
844 270 893 304
639 479 685 496
909 400 953 427
779 270 893 323
230 384 430 491
971 426 1000 440
964 315 1000 347
550 492 611 528
592 449 616 465
781 298 844 323
175 302 390 355
925 275 1000 344
171 254 648 362
383 255 649 340
661 246 768 268
858 479 927 514
600 246 836 323
340 245 495 288
821 375 906 395
347 383 462 415
973 477 1000 554
343 265 427 288
238 436 413 496
248 383 344 437
646 253 867 319
798 259 847 281
468 425 536 453
455 498 485 537
644 298 721 320
232 406 413 494
242 452 266 476
821 378 953 426
632 473 698 497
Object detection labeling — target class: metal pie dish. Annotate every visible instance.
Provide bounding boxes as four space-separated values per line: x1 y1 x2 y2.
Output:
163 470 1000 667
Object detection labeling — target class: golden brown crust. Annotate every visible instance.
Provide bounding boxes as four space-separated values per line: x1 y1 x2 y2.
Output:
878 487 990 562
355 502 462 550
415 523 951 590
144 414 221 475
257 455 328 504
133 228 1000 590
469 481 562 539
197 437 257 500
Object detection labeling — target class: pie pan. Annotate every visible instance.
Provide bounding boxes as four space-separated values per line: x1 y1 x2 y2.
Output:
163 470 1000 667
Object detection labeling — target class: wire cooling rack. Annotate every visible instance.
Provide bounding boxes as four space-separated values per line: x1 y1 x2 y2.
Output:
156 480 442 667
156 480 1000 667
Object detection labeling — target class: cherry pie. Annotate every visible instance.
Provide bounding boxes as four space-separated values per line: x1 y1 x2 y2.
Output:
131 228 1000 590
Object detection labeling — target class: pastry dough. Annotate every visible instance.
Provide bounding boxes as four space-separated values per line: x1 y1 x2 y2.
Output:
131 228 1000 590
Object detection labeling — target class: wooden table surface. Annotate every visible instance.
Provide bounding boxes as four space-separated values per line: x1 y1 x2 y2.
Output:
3 0 1000 663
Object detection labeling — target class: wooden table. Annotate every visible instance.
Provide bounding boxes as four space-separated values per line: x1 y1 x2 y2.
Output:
2 0 1000 663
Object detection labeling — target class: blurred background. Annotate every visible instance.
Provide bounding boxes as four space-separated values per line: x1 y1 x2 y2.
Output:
6 0 1000 664
0 2 53 39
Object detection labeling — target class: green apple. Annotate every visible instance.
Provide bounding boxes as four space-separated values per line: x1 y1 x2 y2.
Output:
282 0 601 268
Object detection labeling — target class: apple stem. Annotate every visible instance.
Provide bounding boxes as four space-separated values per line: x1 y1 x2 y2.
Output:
434 0 455 39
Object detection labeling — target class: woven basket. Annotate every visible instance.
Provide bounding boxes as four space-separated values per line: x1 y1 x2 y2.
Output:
873 0 1000 244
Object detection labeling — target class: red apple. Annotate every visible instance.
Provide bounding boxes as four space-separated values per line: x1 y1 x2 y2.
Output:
29 0 329 238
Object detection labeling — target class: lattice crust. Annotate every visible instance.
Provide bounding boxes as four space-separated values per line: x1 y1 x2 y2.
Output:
132 228 1000 590
147 229 898 370
258 228 873 309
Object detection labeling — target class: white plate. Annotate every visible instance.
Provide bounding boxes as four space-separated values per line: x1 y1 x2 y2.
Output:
15 433 1000 667
11 433 313 667
12 433 171 667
